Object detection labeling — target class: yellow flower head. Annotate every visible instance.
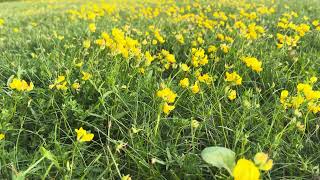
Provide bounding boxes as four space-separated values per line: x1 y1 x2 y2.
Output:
225 72 242 85
156 87 177 103
9 78 34 92
254 152 273 171
145 51 155 66
75 127 94 142
310 76 318 84
180 63 190 72
179 78 189 88
83 40 91 49
89 23 96 32
242 57 263 72
0 133 5 140
72 82 80 91
121 174 131 180
233 158 260 180
81 71 91 81
50 75 68 91
191 119 200 128
228 89 237 100
191 81 200 94
163 102 175 115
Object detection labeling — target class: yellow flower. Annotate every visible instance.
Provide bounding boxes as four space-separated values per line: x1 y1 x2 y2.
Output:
116 141 127 152
180 63 190 72
50 75 68 91
228 89 237 100
191 81 200 94
95 39 106 47
312 20 319 27
191 48 208 67
280 90 289 99
56 82 68 91
75 127 94 142
233 158 260 180
163 102 175 115
179 78 189 88
208 45 217 53
175 34 185 44
0 18 4 26
89 23 96 32
9 78 34 92
145 51 154 66
156 87 177 103
81 71 91 81
220 43 229 53
197 73 213 85
280 90 289 106
310 76 318 83
72 82 80 91
13 28 20 33
0 133 5 140
191 119 200 128
225 72 242 85
83 40 91 49
242 57 263 72
121 174 131 180
152 39 158 45
296 121 305 131
254 152 273 171
291 95 305 109
138 68 145 74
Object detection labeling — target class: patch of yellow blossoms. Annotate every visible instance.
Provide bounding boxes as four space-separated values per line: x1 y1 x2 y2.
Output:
9 78 34 92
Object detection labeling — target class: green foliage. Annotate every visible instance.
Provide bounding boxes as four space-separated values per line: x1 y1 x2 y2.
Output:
0 0 319 179
201 147 236 175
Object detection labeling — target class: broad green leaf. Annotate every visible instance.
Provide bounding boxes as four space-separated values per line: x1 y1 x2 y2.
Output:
201 146 236 175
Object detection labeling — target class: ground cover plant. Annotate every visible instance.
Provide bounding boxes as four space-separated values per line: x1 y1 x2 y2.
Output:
0 0 320 179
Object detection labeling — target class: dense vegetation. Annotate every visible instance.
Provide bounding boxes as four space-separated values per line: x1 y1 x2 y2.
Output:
0 0 320 179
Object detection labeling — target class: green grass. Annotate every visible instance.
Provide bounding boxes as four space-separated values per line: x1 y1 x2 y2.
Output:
0 0 320 179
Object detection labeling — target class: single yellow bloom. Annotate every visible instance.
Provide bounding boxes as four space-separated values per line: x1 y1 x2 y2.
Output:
75 127 94 142
56 81 68 91
191 81 200 94
81 72 91 81
179 78 189 88
83 40 91 49
191 119 200 128
163 102 175 115
228 89 237 100
180 63 190 72
72 82 80 90
280 90 289 99
0 133 5 140
225 72 242 85
254 152 273 171
89 23 96 32
233 158 260 180
310 76 318 83
260 159 273 171
121 174 131 180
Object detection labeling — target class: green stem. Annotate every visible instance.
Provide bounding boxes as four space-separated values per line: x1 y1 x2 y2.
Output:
154 104 162 136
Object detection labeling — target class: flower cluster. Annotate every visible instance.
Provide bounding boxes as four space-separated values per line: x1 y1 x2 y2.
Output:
156 87 177 115
280 77 320 113
9 78 34 92
242 57 263 72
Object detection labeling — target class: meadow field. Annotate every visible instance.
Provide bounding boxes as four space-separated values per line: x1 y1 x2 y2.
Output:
0 0 320 179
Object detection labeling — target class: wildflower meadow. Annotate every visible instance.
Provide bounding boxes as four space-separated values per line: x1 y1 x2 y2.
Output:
0 0 320 179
